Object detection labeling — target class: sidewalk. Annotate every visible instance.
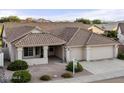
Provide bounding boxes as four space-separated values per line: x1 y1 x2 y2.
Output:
48 70 124 83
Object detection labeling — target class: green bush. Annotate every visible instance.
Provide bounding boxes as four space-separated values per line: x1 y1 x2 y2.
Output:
66 62 83 72
61 72 73 78
40 75 51 81
117 53 124 60
11 70 31 83
7 60 28 71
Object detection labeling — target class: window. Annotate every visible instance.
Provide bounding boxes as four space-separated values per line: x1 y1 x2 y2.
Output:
24 47 33 57
28 47 33 56
23 47 43 58
35 47 40 55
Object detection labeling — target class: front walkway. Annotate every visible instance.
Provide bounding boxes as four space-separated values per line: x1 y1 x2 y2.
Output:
48 56 63 64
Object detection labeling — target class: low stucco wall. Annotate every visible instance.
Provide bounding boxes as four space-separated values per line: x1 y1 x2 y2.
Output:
23 58 48 66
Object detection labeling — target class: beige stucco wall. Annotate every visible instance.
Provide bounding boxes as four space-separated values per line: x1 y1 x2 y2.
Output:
8 43 17 62
16 46 48 65
88 45 115 60
90 26 104 34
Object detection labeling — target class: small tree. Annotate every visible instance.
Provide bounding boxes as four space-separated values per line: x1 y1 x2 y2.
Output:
92 19 102 24
75 18 91 24
0 16 20 23
8 16 20 22
104 31 117 40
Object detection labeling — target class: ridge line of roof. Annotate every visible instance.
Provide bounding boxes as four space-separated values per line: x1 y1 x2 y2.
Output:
66 27 80 45
85 31 93 45
48 32 66 42
93 24 105 31
10 26 41 43
86 31 117 45
14 32 32 46
14 32 66 47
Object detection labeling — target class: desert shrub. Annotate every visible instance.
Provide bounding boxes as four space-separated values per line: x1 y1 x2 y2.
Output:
40 75 51 81
66 62 83 72
117 53 124 60
7 60 28 71
61 72 73 78
11 70 31 83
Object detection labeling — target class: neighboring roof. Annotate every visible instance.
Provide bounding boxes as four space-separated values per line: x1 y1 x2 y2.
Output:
118 23 124 35
5 26 36 42
14 33 66 47
96 23 118 31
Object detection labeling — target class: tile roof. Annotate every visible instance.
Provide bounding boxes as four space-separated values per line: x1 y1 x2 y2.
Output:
5 25 36 42
4 22 91 42
66 28 91 46
96 23 118 31
56 27 79 42
3 22 118 47
66 28 117 46
86 33 117 45
14 33 66 47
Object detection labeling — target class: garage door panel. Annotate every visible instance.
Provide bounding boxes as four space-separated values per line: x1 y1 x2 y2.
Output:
70 47 85 61
90 46 114 60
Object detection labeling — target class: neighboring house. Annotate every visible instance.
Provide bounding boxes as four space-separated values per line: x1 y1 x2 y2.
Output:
2 22 118 65
96 23 118 31
117 23 124 44
90 23 118 34
89 25 104 34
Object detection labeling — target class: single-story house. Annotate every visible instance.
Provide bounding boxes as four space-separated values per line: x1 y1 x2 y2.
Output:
2 22 118 65
89 25 105 34
90 23 118 34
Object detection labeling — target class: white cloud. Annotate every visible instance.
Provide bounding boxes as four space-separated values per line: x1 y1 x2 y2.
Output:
39 9 124 21
0 9 124 21
0 10 18 17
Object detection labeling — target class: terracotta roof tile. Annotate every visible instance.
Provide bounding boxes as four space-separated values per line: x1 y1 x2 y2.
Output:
66 28 92 46
86 33 117 45
14 33 66 47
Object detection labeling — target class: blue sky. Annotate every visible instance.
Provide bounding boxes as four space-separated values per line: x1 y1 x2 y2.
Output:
0 9 124 21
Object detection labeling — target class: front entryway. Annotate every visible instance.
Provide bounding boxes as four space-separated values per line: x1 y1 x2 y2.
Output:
48 46 64 63
48 56 63 64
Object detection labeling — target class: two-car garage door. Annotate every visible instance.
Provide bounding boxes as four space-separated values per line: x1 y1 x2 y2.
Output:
89 46 114 60
69 46 114 61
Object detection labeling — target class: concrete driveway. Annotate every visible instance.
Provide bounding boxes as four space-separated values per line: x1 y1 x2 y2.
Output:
81 59 124 74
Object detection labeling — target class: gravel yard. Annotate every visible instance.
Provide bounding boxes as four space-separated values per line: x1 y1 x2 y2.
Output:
4 62 92 83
